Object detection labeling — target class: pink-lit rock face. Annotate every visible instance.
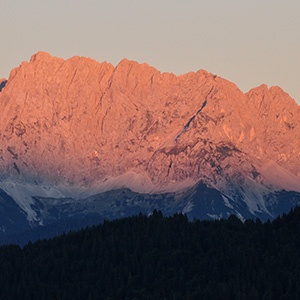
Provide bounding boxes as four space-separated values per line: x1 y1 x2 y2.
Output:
0 52 299 192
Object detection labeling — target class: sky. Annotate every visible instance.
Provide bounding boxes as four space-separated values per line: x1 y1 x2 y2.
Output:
1 0 300 104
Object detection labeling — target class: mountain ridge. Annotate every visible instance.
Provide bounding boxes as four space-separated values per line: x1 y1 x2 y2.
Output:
0 51 299 239
1 51 299 189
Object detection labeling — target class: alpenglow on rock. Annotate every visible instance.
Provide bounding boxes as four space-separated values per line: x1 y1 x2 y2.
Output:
0 52 300 242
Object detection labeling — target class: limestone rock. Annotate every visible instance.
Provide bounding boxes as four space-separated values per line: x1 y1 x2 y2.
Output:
0 52 299 196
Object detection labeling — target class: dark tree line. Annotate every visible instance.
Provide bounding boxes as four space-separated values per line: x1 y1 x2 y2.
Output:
1 208 300 299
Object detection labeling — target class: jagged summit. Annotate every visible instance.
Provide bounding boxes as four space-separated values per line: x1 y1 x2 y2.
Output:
0 51 299 226
30 51 56 62
1 52 299 184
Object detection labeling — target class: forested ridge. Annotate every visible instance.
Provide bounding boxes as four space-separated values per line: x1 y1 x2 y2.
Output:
1 208 300 300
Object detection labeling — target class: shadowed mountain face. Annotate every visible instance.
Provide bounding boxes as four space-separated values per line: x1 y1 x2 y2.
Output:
0 80 7 92
0 52 299 242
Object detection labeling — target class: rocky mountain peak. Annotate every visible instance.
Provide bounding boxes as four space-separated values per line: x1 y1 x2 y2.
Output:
247 84 299 112
0 51 300 231
0 52 299 195
30 51 56 62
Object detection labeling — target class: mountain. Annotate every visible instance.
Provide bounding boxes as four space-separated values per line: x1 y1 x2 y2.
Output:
0 51 299 243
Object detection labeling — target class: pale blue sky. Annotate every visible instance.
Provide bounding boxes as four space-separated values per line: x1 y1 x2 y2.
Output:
1 0 299 103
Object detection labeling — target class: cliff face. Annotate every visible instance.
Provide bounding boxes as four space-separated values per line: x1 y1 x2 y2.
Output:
0 52 299 196
246 85 300 177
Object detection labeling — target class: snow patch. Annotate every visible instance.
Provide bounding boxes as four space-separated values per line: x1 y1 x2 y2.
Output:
182 200 194 214
234 212 245 222
0 181 38 222
89 171 196 194
207 213 222 220
0 171 196 221
222 195 234 209
258 160 300 192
